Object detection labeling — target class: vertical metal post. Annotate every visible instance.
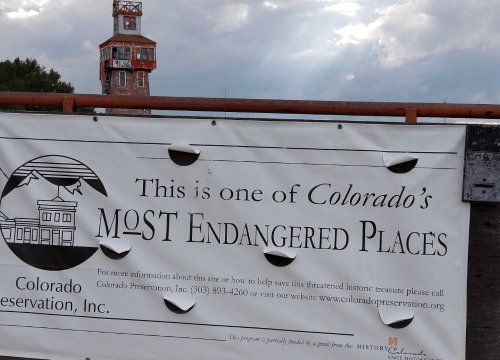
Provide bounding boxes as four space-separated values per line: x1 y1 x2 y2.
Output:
63 97 76 113
222 89 226 117
405 108 417 123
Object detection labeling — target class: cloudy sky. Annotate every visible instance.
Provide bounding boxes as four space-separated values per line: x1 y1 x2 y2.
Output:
1 0 499 119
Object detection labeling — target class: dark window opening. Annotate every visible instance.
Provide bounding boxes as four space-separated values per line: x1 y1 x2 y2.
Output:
120 71 126 86
112 46 131 60
137 72 144 87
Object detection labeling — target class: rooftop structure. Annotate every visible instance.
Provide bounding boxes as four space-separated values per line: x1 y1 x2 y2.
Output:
113 1 143 16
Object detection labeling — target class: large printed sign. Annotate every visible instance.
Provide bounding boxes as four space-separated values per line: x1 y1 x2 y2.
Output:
0 113 469 360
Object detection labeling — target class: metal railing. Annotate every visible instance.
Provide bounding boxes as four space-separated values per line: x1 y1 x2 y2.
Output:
113 1 142 15
2 92 500 123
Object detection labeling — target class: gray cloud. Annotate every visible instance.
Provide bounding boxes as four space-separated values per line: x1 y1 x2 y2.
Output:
1 0 499 119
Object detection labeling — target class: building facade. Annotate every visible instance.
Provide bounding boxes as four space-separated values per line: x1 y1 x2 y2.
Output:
0 197 77 247
99 1 157 116
38 197 77 246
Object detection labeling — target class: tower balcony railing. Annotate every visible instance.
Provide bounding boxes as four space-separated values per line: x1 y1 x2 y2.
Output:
113 1 142 16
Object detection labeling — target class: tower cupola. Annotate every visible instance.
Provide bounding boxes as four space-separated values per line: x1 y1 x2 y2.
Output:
113 1 143 36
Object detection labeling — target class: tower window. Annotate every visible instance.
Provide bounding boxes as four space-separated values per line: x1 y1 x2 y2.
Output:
136 47 155 61
112 46 131 60
123 16 136 30
114 17 118 31
120 71 126 86
137 72 144 87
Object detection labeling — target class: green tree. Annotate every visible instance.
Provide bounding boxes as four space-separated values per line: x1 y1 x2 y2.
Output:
0 57 94 113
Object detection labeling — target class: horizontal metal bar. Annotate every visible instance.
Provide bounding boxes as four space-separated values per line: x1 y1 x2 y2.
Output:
2 92 500 120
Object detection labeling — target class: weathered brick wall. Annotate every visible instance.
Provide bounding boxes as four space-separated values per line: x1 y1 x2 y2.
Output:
106 70 151 116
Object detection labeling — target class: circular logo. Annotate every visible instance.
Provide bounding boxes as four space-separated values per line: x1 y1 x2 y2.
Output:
0 155 107 271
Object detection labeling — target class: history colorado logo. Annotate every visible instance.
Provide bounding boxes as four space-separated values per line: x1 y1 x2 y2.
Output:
0 155 107 271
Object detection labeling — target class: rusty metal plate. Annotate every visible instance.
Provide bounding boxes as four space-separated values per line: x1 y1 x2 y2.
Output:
463 125 500 202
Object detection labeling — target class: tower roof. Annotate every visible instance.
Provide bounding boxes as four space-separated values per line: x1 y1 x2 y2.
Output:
100 34 156 47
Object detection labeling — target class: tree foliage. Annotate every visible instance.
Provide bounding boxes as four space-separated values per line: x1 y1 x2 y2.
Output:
0 58 94 113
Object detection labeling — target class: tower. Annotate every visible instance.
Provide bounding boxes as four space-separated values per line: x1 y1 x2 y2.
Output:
99 1 156 115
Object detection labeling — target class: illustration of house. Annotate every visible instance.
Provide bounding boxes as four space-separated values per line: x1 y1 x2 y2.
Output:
0 196 77 246
38 197 77 246
14 218 39 245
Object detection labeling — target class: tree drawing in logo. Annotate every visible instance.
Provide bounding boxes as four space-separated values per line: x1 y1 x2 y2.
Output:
0 155 107 271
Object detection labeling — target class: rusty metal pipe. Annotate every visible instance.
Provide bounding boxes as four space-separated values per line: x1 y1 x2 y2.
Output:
2 92 500 121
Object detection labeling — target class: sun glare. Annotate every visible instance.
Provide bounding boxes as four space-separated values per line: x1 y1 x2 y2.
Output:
7 8 39 19
263 1 278 9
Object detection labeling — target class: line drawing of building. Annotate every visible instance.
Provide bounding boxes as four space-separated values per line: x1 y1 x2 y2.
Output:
0 196 77 246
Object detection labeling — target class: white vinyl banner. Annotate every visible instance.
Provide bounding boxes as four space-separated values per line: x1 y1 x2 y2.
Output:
0 112 469 360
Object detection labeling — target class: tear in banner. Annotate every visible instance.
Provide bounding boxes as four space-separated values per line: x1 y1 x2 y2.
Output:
0 113 469 360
